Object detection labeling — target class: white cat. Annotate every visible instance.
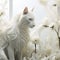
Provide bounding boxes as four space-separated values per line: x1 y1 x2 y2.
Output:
4 7 35 60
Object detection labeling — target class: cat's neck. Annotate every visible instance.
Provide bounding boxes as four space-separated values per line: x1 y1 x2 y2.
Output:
18 18 30 43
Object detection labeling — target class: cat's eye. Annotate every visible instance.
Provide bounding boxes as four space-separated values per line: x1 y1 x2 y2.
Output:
29 18 33 21
53 4 57 6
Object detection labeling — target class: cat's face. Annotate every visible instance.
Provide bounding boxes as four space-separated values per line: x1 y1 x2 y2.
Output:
22 7 35 28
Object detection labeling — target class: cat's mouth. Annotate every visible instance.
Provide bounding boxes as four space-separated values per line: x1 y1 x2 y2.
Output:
30 25 35 28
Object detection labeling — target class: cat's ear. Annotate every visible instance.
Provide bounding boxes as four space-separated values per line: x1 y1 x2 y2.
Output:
23 7 28 14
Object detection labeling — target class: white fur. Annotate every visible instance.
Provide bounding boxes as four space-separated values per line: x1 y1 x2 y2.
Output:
2 7 35 60
0 49 8 60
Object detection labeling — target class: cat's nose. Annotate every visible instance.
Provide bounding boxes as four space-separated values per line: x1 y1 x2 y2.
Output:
33 25 35 27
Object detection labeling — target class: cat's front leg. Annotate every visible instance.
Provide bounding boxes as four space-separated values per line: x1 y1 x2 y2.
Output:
7 46 15 60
